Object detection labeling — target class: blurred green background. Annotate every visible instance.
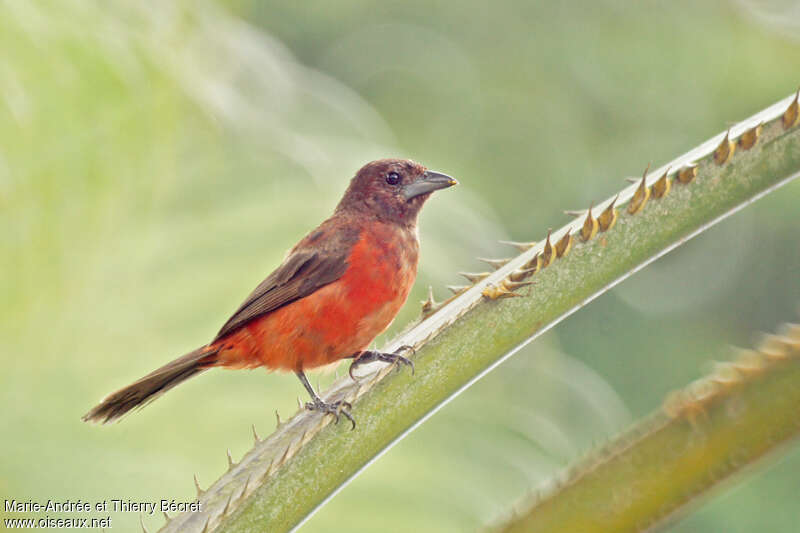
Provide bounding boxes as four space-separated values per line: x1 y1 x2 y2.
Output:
2 0 799 531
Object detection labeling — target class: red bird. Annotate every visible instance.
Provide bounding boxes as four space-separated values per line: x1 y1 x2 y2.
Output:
83 159 457 427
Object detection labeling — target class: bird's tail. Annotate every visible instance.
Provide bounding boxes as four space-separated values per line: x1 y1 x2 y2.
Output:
82 346 220 424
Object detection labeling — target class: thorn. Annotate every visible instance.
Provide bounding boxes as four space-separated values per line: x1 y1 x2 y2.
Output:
688 378 718 404
775 324 799 348
420 285 437 315
509 267 537 282
499 240 536 252
140 514 149 533
738 122 762 151
652 167 671 199
783 88 799 130
297 396 303 409
564 208 586 217
782 322 800 342
482 283 521 300
580 203 598 242
541 229 554 267
627 165 651 215
477 257 511 269
279 440 296 465
194 473 204 497
266 456 278 476
201 516 212 533
222 491 235 516
734 349 767 376
713 129 735 165
758 334 790 361
555 230 572 258
243 473 255 496
502 279 534 291
252 424 261 443
163 511 170 522
676 163 697 184
598 196 618 232
275 409 282 428
459 271 490 283
523 252 541 272
447 285 469 296
259 462 273 484
227 449 235 469
299 427 312 446
624 177 639 183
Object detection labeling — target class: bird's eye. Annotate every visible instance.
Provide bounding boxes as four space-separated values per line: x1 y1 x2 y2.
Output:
385 171 400 185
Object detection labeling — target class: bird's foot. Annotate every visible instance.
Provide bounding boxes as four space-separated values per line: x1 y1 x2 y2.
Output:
305 398 355 430
349 345 416 380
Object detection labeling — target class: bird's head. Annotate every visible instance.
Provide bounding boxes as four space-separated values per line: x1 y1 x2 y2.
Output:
336 159 457 226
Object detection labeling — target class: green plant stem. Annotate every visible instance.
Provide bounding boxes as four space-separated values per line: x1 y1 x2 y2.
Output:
492 325 800 533
159 93 800 533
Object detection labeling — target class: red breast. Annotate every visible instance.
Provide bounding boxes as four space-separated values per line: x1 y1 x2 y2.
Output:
213 221 418 371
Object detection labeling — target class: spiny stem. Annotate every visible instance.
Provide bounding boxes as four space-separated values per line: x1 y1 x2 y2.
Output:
490 323 800 533
160 91 800 533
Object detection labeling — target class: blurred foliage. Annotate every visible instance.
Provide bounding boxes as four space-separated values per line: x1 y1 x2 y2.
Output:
0 0 798 532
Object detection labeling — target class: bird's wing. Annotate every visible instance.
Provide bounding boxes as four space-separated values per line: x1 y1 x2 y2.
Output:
213 231 356 341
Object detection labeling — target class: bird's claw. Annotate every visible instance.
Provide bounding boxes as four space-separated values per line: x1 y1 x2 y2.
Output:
305 399 355 430
388 352 415 375
348 347 416 380
396 344 416 356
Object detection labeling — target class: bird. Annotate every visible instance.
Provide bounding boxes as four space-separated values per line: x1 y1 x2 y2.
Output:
82 159 457 428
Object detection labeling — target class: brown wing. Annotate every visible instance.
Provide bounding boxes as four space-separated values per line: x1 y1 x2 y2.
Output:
213 230 355 341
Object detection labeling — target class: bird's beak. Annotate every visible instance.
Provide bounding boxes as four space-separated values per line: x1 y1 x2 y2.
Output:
401 170 458 201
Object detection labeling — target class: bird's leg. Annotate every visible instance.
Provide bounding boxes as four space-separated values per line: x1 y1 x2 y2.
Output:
295 370 355 430
348 345 415 380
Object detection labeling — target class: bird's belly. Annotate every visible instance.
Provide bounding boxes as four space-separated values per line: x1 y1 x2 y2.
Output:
215 228 418 372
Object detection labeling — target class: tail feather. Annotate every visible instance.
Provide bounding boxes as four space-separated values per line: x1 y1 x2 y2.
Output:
82 346 219 424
